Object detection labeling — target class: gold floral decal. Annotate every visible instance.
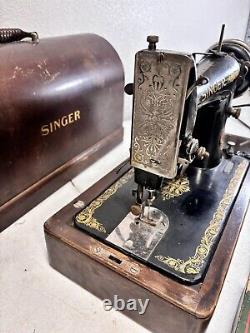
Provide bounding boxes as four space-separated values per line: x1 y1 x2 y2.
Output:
155 160 247 275
161 177 190 200
75 169 134 233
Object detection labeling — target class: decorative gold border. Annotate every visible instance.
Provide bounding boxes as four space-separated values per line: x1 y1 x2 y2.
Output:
75 169 134 233
75 160 247 275
155 160 248 275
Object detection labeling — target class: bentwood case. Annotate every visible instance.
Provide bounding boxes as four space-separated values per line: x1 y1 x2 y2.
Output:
0 31 124 231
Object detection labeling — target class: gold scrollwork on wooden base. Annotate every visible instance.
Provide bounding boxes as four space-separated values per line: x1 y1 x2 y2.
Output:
75 169 134 233
155 160 248 275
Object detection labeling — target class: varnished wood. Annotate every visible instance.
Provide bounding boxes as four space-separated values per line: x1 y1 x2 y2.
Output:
0 128 123 231
0 33 124 231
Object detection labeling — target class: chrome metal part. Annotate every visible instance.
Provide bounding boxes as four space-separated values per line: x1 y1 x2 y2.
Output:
131 48 195 179
107 209 169 260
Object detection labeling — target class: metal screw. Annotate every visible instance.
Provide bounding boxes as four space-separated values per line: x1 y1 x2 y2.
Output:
130 204 142 216
226 141 236 158
73 200 85 208
150 158 160 165
226 106 241 119
124 83 134 95
196 146 209 160
129 265 140 275
147 35 159 50
227 141 236 148
198 76 209 85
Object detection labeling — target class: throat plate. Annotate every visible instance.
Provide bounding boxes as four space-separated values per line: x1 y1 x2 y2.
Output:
107 208 169 260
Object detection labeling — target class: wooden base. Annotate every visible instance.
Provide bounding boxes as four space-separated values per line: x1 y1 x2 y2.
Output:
0 127 123 231
74 156 247 284
44 144 250 333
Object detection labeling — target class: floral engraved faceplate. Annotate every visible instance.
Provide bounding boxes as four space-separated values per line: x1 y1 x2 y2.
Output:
131 50 194 179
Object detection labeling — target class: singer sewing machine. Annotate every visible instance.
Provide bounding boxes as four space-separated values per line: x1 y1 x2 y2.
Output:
45 27 250 333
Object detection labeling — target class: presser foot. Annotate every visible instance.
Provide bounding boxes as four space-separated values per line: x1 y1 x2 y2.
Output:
138 206 168 227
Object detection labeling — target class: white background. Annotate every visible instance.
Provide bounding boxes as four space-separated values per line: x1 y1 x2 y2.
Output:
1 0 250 119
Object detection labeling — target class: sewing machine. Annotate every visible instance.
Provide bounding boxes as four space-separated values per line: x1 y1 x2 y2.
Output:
73 26 250 283
45 26 250 332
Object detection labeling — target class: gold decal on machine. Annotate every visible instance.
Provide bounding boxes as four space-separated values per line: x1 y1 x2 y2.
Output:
155 160 247 274
41 110 81 136
200 70 239 103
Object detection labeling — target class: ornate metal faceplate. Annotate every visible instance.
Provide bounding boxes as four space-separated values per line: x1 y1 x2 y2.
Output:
131 50 194 179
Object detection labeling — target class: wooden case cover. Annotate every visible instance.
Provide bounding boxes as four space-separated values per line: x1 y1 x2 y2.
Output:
0 33 124 231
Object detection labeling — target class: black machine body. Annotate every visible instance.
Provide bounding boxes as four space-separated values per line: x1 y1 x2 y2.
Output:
125 28 250 211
